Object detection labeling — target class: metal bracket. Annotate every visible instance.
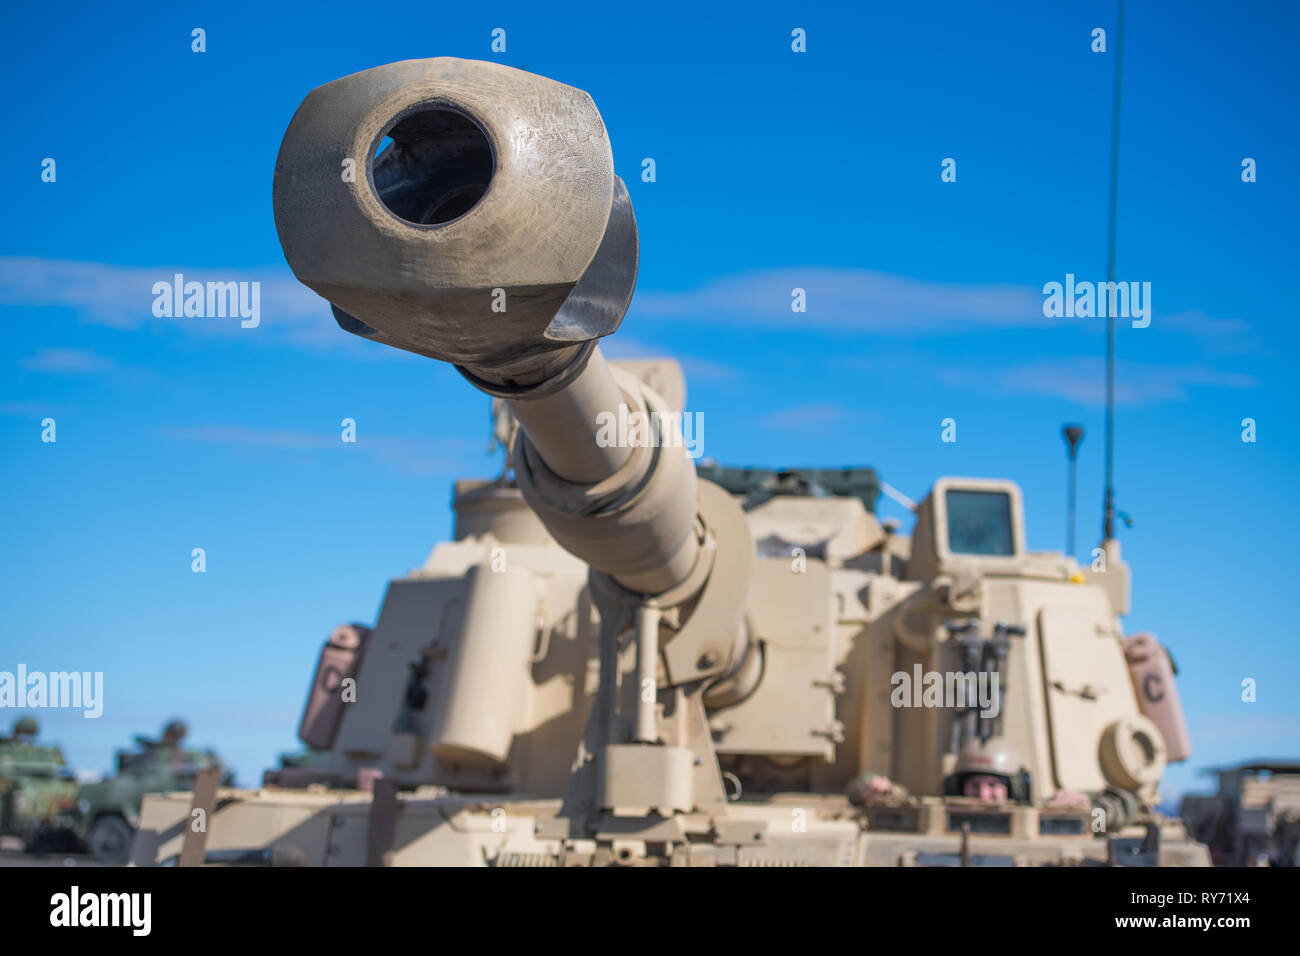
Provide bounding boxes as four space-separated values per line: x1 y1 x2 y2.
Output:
365 777 400 867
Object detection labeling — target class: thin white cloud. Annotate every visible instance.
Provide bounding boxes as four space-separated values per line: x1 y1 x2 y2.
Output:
633 268 1256 354
600 335 738 382
599 336 657 358
0 399 55 417
762 402 857 430
159 425 335 449
159 424 481 476
634 267 1047 333
944 357 1258 405
19 347 115 375
0 257 364 353
1 259 1256 359
679 356 739 382
1160 309 1255 353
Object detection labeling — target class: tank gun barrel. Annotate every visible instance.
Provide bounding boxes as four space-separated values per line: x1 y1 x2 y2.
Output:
273 57 699 595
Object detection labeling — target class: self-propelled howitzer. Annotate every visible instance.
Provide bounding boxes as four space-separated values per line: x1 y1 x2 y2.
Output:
134 58 1207 866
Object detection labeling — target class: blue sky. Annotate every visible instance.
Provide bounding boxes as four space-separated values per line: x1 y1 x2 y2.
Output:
1 0 1296 801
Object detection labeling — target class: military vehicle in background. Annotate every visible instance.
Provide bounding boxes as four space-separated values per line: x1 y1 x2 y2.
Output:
1181 761 1300 866
0 717 80 853
263 746 335 789
76 720 232 863
134 57 1207 866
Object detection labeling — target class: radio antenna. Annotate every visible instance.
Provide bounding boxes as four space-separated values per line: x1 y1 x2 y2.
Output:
1102 0 1126 544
